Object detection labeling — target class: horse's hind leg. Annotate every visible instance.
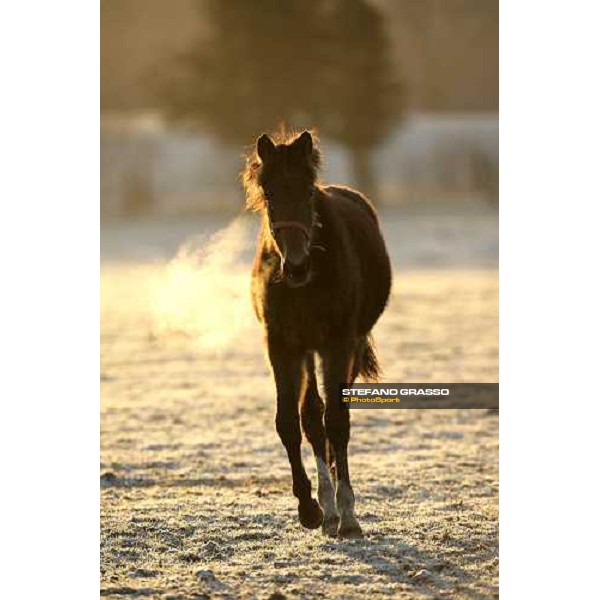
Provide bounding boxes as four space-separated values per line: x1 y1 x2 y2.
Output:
300 353 338 536
321 342 363 539
269 338 323 530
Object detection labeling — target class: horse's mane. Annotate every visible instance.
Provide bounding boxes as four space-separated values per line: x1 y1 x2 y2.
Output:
242 128 323 212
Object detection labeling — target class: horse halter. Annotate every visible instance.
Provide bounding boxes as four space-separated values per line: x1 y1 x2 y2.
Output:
270 220 312 241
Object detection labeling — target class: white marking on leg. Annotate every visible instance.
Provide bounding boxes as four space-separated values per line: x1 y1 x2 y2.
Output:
335 479 355 516
336 480 362 537
316 456 337 521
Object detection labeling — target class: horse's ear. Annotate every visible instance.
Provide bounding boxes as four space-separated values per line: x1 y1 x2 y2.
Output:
293 130 313 157
257 133 275 163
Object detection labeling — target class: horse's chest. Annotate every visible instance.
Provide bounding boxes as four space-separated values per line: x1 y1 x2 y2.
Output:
266 288 337 348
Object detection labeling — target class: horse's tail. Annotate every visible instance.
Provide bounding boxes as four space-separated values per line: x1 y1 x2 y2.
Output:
356 334 380 383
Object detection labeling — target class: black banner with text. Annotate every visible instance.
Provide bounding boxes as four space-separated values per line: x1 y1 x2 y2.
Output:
339 383 499 409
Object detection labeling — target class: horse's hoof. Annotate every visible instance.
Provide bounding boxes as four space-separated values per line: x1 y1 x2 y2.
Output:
298 498 323 529
321 515 340 537
338 519 363 539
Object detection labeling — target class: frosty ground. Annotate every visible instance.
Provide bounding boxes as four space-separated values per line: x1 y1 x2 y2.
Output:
101 204 498 599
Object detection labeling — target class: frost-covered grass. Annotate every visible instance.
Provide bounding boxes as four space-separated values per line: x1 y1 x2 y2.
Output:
101 208 498 598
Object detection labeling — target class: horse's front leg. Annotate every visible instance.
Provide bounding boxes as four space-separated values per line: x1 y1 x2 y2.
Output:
300 352 339 536
321 341 363 538
268 337 323 529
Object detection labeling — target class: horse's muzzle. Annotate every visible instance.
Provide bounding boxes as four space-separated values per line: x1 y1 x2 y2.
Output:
282 256 311 288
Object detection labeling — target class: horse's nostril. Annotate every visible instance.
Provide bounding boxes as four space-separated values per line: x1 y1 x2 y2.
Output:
283 257 311 283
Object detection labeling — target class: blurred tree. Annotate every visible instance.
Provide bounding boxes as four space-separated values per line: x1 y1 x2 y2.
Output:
162 0 402 201
316 0 402 199
163 0 324 143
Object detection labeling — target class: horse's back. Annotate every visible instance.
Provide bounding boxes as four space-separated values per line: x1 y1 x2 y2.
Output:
324 185 379 224
322 185 392 335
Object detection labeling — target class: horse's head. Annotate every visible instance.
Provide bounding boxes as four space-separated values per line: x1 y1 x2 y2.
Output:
254 130 320 288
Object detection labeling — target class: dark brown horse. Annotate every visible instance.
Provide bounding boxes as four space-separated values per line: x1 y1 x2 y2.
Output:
243 130 391 537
